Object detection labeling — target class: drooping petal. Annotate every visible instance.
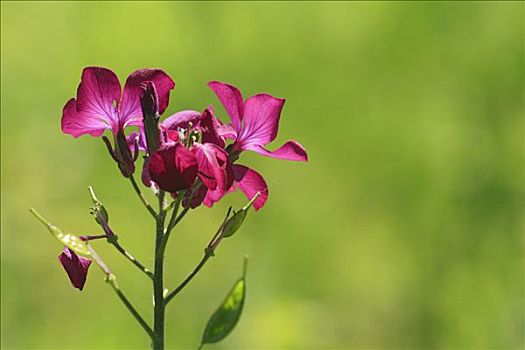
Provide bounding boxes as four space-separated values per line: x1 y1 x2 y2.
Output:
237 94 285 148
161 110 201 131
232 164 269 210
119 69 175 127
192 143 229 191
208 81 244 133
61 98 110 137
243 140 308 162
148 144 198 192
58 247 92 291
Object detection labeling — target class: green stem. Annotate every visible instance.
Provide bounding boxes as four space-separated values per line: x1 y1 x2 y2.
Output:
130 175 157 218
107 274 154 339
165 191 184 234
109 238 153 279
165 253 211 304
153 190 167 350
88 246 153 339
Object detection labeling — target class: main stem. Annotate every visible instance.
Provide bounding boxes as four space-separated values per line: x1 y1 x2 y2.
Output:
153 190 166 350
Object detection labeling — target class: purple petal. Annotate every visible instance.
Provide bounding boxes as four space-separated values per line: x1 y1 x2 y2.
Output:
208 81 244 133
200 107 225 147
61 98 110 137
119 69 175 128
58 247 92 290
142 156 152 187
232 164 269 210
217 123 238 140
237 94 285 148
161 110 201 130
193 143 229 191
243 140 308 162
65 67 122 135
148 144 198 192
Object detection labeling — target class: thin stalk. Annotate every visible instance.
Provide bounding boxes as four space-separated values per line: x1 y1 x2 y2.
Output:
159 205 190 258
165 191 184 234
129 175 157 218
165 253 210 304
107 275 154 339
109 239 153 279
152 190 167 350
165 207 232 305
88 246 153 339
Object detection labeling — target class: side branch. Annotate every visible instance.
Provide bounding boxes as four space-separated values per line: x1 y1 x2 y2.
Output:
109 238 153 279
107 275 154 339
129 175 157 218
165 253 210 304
88 246 153 338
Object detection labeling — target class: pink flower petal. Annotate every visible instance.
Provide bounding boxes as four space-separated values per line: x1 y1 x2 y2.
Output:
161 110 201 130
208 81 244 133
237 94 285 148
193 143 229 191
63 67 122 136
120 69 175 127
232 164 269 210
217 123 237 140
148 144 198 193
58 247 92 291
200 107 225 147
243 140 308 162
61 98 109 137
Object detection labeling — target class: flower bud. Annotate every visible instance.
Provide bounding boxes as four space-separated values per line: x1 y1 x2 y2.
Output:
89 186 109 226
58 247 92 290
114 129 135 177
140 81 160 155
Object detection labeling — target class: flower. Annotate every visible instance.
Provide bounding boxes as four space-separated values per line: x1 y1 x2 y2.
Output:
62 67 174 138
148 143 199 193
58 247 92 291
61 67 175 176
146 107 231 198
207 81 308 209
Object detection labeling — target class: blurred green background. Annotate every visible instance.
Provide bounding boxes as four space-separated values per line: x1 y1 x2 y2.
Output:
1 1 523 349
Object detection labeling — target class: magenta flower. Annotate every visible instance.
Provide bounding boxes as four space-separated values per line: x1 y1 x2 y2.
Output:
146 107 231 197
62 67 174 138
61 67 174 176
207 81 308 209
208 81 308 162
58 247 92 291
148 144 199 193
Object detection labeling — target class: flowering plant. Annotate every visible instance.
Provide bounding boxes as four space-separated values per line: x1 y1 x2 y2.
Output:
31 67 307 349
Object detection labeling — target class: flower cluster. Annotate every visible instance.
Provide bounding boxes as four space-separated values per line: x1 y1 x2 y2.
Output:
59 67 307 289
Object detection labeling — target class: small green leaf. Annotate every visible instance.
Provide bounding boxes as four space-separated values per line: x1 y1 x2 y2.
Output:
200 257 248 347
30 208 91 256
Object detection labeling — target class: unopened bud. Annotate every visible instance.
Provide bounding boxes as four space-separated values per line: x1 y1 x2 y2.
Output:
115 130 135 177
88 186 116 240
140 81 160 155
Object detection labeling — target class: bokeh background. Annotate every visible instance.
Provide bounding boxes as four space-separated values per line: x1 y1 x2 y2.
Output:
1 1 524 349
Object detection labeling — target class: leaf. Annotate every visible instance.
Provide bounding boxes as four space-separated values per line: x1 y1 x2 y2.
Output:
200 257 248 347
30 208 91 256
